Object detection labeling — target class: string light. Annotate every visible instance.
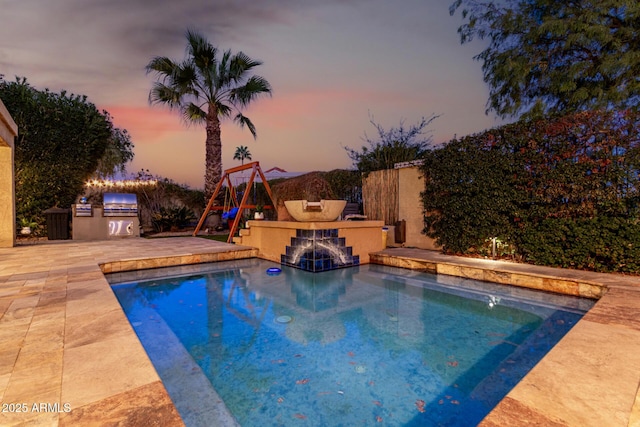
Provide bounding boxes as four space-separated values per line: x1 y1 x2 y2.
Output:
84 179 158 188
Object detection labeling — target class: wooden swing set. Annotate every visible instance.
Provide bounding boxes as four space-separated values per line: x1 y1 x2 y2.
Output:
193 161 276 243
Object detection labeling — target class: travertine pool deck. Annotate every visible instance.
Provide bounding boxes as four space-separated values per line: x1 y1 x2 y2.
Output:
0 238 257 426
0 238 639 426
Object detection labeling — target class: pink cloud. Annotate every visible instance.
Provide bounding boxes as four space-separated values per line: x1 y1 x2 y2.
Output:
103 105 189 141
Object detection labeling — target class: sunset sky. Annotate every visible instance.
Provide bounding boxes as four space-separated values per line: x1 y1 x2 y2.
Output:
1 0 503 189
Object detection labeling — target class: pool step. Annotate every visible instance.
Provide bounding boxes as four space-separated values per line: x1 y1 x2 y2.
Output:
233 227 251 244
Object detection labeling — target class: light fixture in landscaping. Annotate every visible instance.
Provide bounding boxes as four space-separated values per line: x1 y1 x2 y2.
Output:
490 237 497 259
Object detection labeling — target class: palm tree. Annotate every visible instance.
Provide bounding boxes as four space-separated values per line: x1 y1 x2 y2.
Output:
145 29 272 199
233 145 252 165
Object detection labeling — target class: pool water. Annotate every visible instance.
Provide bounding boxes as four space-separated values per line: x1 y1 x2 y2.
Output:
109 259 594 427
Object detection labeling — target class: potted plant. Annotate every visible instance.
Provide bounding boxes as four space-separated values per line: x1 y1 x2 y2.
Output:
18 217 38 235
254 205 265 220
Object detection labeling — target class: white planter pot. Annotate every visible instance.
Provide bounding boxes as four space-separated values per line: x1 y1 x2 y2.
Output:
254 212 264 220
20 227 32 235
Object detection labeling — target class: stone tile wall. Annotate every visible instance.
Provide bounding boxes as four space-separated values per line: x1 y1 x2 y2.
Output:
281 228 359 272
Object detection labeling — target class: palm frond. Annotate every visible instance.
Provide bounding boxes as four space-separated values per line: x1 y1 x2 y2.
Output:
145 57 179 79
148 82 183 108
186 29 217 72
146 30 271 143
217 102 232 118
234 113 257 138
175 62 200 97
215 50 233 87
186 28 219 99
230 76 272 107
230 51 263 81
183 102 207 124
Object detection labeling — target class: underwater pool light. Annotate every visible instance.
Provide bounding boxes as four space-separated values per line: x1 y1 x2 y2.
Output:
275 315 293 324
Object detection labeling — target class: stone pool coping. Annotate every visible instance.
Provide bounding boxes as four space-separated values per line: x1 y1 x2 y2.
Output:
0 238 639 426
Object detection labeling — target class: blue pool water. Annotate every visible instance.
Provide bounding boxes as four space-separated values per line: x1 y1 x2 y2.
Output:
109 259 594 427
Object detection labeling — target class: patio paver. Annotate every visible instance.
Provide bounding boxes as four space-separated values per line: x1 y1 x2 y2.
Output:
0 237 256 426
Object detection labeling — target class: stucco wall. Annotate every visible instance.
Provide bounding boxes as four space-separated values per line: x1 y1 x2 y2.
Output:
72 206 140 240
397 165 439 250
0 100 17 248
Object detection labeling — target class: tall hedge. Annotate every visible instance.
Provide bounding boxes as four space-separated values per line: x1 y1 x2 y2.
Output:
0 77 134 223
421 110 640 273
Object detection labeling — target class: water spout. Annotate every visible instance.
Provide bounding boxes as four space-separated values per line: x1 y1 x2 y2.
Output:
316 240 348 264
290 240 313 264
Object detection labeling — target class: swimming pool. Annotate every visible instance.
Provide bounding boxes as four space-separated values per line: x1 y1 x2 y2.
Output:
109 259 594 426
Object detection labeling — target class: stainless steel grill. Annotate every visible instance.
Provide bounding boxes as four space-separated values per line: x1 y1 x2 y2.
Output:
103 193 138 217
74 203 93 217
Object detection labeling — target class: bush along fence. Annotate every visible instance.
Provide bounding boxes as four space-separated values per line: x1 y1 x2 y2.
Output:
420 110 640 273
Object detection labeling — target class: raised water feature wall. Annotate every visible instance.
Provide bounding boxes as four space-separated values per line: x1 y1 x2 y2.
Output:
234 220 385 269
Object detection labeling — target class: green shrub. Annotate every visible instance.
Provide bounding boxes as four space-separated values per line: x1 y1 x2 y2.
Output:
421 131 523 254
420 110 640 273
518 217 640 273
1 77 133 221
151 206 195 232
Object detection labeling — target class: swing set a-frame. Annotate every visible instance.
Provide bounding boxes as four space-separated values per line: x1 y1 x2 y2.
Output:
193 161 276 243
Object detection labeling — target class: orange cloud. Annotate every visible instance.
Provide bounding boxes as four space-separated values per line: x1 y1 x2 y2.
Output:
103 105 189 141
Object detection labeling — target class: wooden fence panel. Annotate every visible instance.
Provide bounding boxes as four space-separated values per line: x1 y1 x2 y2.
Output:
362 169 399 224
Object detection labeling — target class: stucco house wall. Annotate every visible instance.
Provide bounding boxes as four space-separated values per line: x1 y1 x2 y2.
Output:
362 162 439 250
0 100 17 247
396 163 439 250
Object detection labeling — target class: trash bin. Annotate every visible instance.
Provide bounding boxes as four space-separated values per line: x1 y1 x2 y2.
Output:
43 207 70 240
